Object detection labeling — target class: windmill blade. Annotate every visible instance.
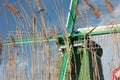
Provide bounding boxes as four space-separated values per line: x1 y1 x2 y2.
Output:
66 0 79 34
60 53 69 80
77 24 120 36
2 34 64 45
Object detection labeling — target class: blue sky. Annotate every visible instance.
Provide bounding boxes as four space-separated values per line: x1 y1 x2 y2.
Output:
0 0 120 80
0 0 70 36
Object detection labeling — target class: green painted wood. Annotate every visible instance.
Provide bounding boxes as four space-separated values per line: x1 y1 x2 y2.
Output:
66 0 79 34
70 47 91 80
2 35 64 45
59 46 104 80
2 24 120 45
60 53 68 80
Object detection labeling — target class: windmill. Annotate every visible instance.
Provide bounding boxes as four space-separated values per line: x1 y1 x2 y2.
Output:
1 0 120 80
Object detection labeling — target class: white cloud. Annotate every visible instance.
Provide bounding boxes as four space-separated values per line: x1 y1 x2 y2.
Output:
112 4 120 23
98 3 120 25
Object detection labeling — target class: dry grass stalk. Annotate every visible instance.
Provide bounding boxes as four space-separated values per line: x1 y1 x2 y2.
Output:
0 43 2 56
51 26 57 37
2 0 120 80
0 34 3 38
89 38 101 80
92 51 100 80
13 51 18 80
6 45 13 66
6 66 10 80
84 0 102 17
104 0 114 13
33 13 36 30
2 0 59 80
64 38 72 80
6 4 19 14
74 2 80 19
10 35 17 48
36 1 49 40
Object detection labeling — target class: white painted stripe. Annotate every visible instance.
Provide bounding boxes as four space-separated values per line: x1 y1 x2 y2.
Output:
59 43 83 50
77 24 120 33
66 0 73 28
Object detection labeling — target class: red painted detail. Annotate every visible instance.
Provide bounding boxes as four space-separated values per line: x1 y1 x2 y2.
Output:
112 66 120 80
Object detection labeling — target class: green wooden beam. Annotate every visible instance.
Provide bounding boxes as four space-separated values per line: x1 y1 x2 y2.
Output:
66 0 79 34
2 35 64 45
2 24 120 45
60 53 69 80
